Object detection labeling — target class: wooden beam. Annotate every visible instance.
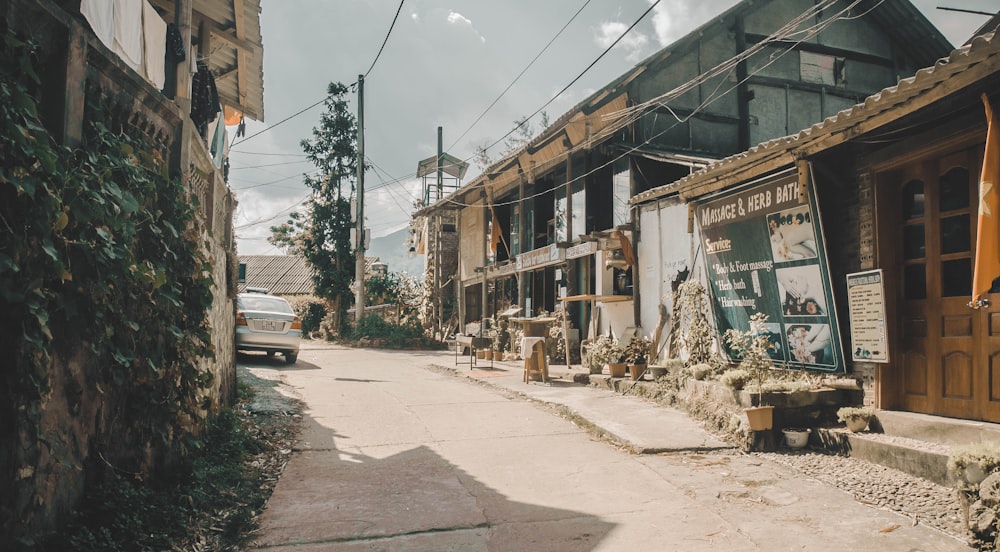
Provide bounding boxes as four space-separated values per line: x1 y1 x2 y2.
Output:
233 0 249 107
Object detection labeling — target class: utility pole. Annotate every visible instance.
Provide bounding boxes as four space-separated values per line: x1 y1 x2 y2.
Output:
355 74 365 322
435 127 443 337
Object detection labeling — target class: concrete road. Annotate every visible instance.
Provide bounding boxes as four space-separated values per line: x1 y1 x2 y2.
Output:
244 343 971 551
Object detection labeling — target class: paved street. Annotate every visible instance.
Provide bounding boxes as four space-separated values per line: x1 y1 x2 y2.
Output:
244 343 971 551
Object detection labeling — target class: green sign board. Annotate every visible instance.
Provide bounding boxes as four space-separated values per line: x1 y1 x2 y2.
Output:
696 170 844 372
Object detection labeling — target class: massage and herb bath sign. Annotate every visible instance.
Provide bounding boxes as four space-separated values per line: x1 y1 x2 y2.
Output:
696 170 845 372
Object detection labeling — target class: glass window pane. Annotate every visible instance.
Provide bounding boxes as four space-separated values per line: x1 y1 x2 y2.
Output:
613 158 630 227
904 264 926 300
940 215 971 255
939 167 970 212
902 179 924 220
555 196 567 242
510 206 520 256
942 258 972 297
903 224 925 260
571 188 586 240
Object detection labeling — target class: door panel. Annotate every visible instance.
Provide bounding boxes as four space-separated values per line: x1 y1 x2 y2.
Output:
887 145 1000 421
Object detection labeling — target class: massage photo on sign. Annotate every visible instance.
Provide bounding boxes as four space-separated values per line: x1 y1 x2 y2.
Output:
767 205 818 262
776 265 827 317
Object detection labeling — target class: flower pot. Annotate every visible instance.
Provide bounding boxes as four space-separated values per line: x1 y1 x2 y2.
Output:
744 405 774 431
493 350 504 361
782 428 810 449
628 363 646 381
589 364 605 375
845 417 868 432
608 362 626 378
476 350 488 360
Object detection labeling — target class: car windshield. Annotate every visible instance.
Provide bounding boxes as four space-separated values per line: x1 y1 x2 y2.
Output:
239 296 294 314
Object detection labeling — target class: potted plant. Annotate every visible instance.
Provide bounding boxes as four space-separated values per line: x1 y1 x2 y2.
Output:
948 442 1000 487
491 318 509 361
719 368 751 391
724 313 776 431
624 336 653 380
590 335 626 377
836 406 875 432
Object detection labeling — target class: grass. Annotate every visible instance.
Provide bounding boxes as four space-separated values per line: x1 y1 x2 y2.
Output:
44 381 297 551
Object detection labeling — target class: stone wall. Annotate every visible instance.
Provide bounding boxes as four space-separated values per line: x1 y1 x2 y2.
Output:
0 0 237 544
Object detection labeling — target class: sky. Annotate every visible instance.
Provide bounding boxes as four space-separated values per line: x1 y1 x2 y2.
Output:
229 0 992 256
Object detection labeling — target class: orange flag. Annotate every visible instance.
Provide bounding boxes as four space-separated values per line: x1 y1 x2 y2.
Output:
490 218 502 255
974 93 1000 302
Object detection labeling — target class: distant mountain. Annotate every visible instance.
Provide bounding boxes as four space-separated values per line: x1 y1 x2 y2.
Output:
368 227 425 276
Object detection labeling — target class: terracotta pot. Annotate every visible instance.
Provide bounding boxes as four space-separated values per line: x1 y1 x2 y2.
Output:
608 362 627 378
744 405 774 431
628 363 646 381
493 350 504 361
476 350 488 360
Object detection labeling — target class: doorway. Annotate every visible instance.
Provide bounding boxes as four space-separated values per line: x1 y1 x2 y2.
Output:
878 143 1000 422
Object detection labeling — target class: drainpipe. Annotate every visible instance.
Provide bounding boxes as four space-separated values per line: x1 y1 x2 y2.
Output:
735 15 751 151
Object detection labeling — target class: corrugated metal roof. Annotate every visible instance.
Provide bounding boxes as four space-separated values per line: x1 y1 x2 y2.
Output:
239 255 383 296
633 31 1000 203
239 255 314 295
417 0 950 217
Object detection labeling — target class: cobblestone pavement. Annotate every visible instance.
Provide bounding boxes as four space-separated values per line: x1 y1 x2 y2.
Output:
759 449 967 540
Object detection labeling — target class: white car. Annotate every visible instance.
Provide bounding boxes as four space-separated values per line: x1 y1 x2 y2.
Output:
235 292 302 364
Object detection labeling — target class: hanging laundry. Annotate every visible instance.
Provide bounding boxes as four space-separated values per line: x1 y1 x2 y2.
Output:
142 1 167 90
81 0 114 51
165 23 185 62
190 61 220 135
112 0 143 73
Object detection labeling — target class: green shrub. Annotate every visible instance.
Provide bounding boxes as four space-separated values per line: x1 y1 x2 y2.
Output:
719 368 750 390
350 315 441 349
948 442 1000 474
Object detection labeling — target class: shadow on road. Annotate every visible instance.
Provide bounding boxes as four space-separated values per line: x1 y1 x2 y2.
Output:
236 351 322 371
244 365 616 550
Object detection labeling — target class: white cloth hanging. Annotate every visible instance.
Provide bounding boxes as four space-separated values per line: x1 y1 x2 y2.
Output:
81 0 114 51
142 1 166 90
112 0 143 73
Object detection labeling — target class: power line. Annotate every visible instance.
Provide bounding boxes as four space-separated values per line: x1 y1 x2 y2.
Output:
229 160 313 170
364 0 406 78
471 0 664 162
447 0 593 150
229 150 308 157
436 0 873 210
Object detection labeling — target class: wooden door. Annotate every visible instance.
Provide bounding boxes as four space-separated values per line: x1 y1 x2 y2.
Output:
888 145 1000 422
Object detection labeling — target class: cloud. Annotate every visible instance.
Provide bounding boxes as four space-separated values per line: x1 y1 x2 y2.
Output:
595 20 650 63
446 10 486 43
649 1 689 46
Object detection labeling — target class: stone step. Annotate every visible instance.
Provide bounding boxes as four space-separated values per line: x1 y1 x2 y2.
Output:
824 410 1000 487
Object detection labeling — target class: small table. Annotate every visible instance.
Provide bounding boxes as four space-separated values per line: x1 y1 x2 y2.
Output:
512 317 556 383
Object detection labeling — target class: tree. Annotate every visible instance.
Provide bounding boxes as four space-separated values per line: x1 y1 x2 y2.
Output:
270 82 358 335
471 112 550 171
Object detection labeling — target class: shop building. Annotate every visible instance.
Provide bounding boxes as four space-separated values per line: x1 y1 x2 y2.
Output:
634 26 1000 421
414 0 951 349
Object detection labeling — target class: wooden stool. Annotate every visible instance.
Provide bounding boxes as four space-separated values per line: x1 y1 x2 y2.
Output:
522 338 549 383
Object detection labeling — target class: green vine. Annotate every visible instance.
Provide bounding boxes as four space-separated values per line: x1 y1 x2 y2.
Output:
0 31 215 473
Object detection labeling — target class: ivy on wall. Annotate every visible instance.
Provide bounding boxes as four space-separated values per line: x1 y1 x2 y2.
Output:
0 30 215 475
